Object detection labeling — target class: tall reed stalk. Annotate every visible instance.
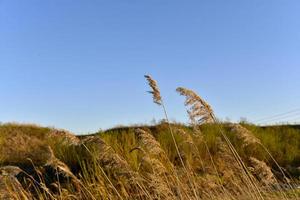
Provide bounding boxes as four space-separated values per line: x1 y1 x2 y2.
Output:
176 87 265 200
144 75 199 199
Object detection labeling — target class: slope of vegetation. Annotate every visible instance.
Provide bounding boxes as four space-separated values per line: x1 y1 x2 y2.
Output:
0 122 300 199
101 122 300 178
1 75 299 199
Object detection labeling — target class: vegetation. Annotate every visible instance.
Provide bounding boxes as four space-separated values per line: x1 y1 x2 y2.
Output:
0 122 300 199
1 75 300 199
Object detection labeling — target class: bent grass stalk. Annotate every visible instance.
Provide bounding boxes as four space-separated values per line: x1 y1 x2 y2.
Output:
176 87 265 200
81 144 124 200
144 75 199 199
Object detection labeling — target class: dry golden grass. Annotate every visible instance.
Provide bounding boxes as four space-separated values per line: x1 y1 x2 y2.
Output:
176 87 214 124
0 76 299 199
0 122 300 199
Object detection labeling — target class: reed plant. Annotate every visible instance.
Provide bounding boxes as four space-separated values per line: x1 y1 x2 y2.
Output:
1 77 300 200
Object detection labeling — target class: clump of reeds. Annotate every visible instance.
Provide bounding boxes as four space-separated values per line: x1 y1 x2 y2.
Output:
0 166 32 200
0 133 53 166
48 129 80 145
2 76 300 200
130 129 178 199
214 137 246 186
134 128 173 167
175 128 206 173
229 124 261 147
45 154 82 193
237 125 298 197
249 157 276 186
79 136 140 184
78 136 144 198
0 173 29 199
176 87 267 200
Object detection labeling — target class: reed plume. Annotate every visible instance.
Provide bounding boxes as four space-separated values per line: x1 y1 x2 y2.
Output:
80 136 136 179
144 75 199 199
229 124 261 148
176 87 265 199
176 87 214 124
134 128 173 168
144 76 190 170
144 75 162 105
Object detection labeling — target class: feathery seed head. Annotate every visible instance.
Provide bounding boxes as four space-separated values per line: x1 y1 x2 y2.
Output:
230 124 261 147
144 75 162 105
176 87 214 124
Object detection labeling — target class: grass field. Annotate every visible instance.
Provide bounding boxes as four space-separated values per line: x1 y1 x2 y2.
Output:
0 122 300 199
1 76 299 199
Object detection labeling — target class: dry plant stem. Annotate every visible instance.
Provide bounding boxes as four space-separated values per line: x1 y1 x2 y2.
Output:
217 127 262 200
210 114 265 200
259 144 298 199
82 144 124 200
193 126 234 199
233 127 297 199
134 180 153 200
231 125 289 199
18 169 56 199
145 75 198 199
136 182 153 200
176 87 261 199
130 146 173 200
27 159 57 199
55 166 62 200
161 102 199 200
176 87 264 199
79 183 98 200
79 177 98 200
234 124 294 199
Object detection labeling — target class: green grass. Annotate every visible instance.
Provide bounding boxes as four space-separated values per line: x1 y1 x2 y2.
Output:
242 124 300 168
1 122 300 199
97 123 300 179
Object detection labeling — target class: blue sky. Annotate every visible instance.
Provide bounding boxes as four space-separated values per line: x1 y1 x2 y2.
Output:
1 1 300 134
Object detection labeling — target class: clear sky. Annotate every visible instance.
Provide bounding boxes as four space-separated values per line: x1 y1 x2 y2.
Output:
1 1 300 134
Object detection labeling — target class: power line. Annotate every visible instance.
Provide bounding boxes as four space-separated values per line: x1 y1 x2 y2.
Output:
257 112 300 123
258 112 300 124
254 108 300 123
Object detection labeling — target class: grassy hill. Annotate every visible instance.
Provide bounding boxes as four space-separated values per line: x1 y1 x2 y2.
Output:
0 122 300 199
